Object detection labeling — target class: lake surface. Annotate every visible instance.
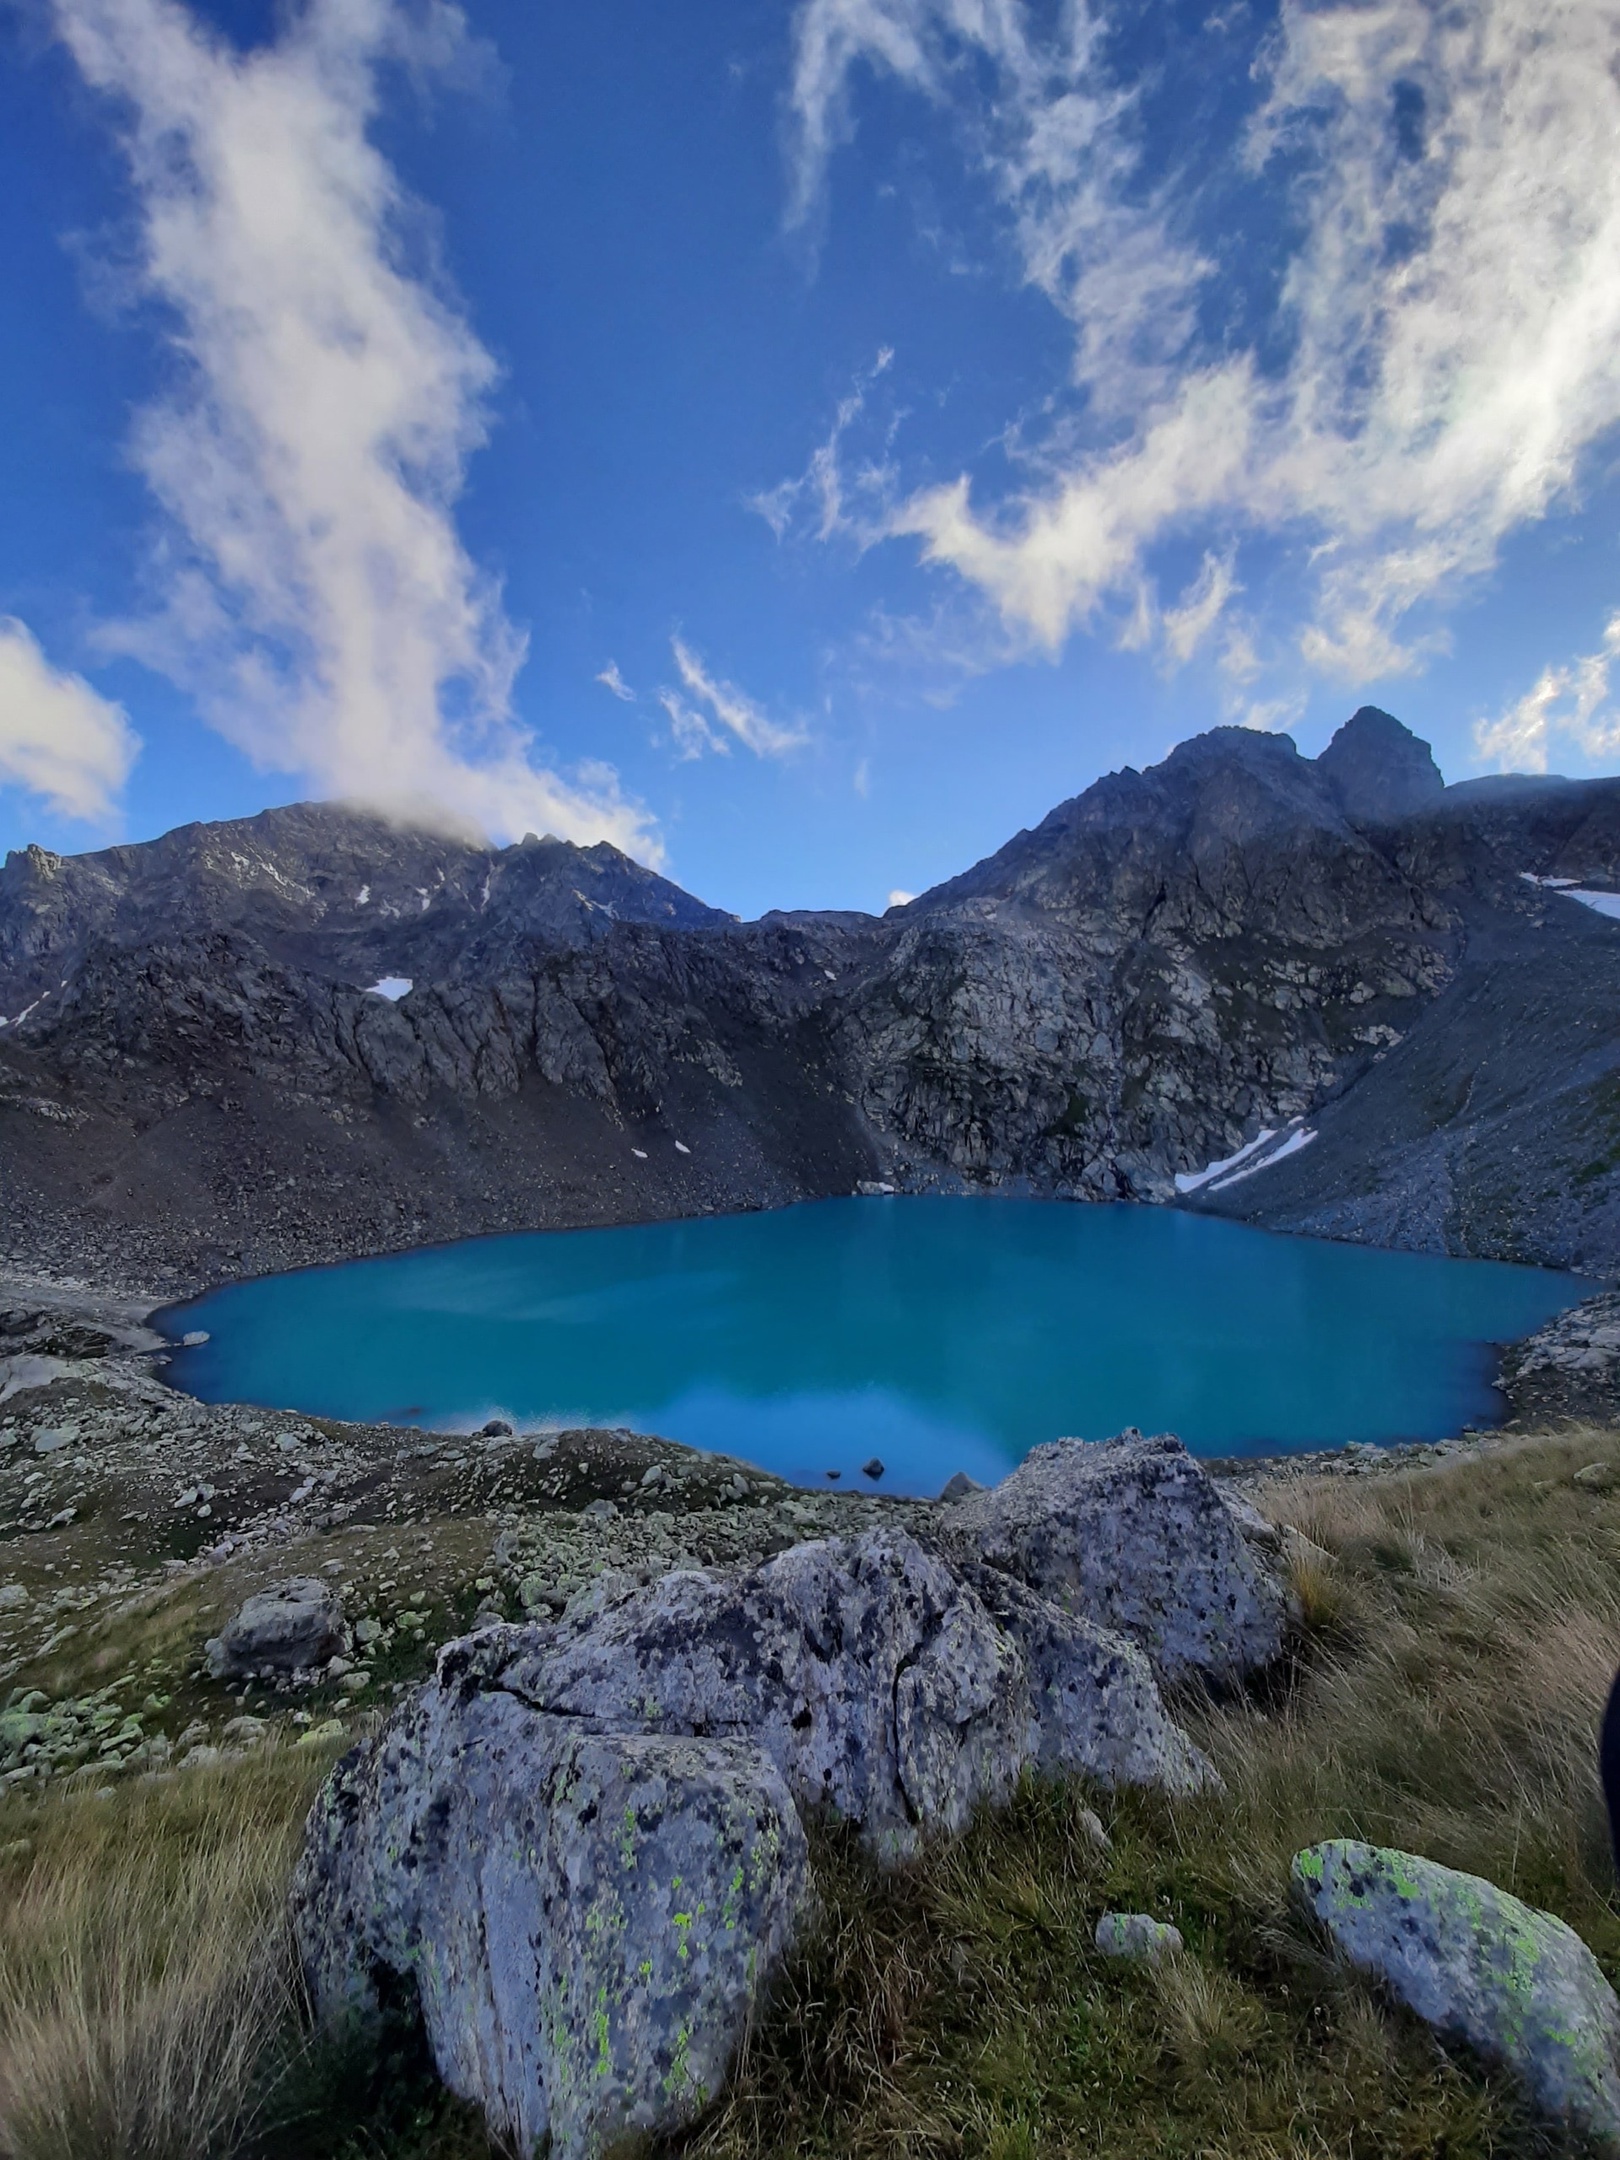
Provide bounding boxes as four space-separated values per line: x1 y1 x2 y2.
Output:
157 1198 1588 1494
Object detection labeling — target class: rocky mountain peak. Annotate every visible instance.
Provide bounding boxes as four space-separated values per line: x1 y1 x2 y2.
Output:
1316 706 1444 826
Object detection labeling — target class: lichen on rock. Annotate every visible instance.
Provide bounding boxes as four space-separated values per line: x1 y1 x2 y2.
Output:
1293 1839 1620 2148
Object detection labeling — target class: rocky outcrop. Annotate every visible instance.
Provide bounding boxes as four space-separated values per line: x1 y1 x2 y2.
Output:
940 1431 1290 1685
1293 1840 1620 2149
1498 1294 1620 1425
1316 705 1444 826
293 1450 1241 2153
9 711 1620 1288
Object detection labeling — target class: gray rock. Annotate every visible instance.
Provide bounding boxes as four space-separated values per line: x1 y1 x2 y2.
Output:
293 1522 1209 2153
1294 1840 1620 2147
940 1470 984 1501
943 1430 1289 1683
293 1693 809 2160
488 1528 1209 1858
206 1577 345 1679
957 1558 1214 1792
1095 1912 1183 1963
1501 1294 1620 1427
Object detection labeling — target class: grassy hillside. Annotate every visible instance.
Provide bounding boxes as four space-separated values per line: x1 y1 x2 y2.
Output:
4 1428 1620 2159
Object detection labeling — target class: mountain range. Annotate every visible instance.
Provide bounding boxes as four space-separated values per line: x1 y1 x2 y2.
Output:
4 706 1619 1294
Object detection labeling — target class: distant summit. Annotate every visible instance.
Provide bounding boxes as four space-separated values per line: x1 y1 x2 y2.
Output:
1316 705 1445 825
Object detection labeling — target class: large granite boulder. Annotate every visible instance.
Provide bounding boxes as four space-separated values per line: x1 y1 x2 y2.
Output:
293 1525 1212 2155
941 1431 1289 1684
1294 1841 1620 2148
445 1529 1210 1860
294 1699 809 2160
206 1577 345 1680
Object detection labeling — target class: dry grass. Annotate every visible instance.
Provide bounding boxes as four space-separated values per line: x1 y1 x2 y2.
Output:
5 1428 1620 2160
0 1749 330 2160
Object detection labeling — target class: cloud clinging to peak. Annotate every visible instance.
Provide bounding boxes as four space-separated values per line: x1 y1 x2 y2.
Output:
52 0 657 857
0 618 138 823
784 0 1620 715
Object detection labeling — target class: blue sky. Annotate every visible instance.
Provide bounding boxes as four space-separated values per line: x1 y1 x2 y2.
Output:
2 0 1620 917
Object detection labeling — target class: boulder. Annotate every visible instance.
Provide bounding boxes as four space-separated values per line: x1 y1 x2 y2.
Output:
486 1529 1210 1857
206 1577 345 1679
294 1699 808 2160
942 1430 1289 1684
293 1526 1212 2153
1293 1840 1620 2147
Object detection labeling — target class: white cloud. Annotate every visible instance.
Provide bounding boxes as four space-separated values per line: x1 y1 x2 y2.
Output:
657 686 726 762
887 887 915 907
595 661 635 702
54 0 658 858
1476 616 1620 773
784 0 1620 696
0 618 138 823
664 638 807 758
749 346 895 543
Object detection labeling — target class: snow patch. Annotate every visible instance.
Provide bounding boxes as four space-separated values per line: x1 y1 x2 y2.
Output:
365 977 412 1001
674 1141 691 1154
1176 1129 1276 1194
1569 889 1620 921
1208 1125 1317 1191
1521 871 1620 916
631 1147 648 1160
356 885 370 905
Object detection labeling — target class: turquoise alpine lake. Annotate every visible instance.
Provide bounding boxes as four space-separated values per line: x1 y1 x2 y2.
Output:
158 1197 1589 1494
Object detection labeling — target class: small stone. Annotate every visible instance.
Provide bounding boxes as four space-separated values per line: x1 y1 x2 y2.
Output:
583 1499 618 1521
296 1718 346 1749
940 1470 984 1502
1573 1462 1616 1491
32 1429 72 1456
340 1670 372 1695
221 1716 268 1746
862 1458 885 1481
478 1419 514 1439
1076 1806 1112 1854
0 1585 29 1611
1095 1912 1183 1963
276 1434 301 1453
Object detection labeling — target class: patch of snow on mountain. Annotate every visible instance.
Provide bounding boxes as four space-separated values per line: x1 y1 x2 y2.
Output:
1175 1129 1276 1194
365 977 412 1001
1209 1126 1318 1192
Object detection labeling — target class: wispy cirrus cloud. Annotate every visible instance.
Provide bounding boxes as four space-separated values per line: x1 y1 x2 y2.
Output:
0 618 138 823
53 0 658 857
750 346 896 543
595 660 636 702
783 0 1620 724
656 637 808 761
